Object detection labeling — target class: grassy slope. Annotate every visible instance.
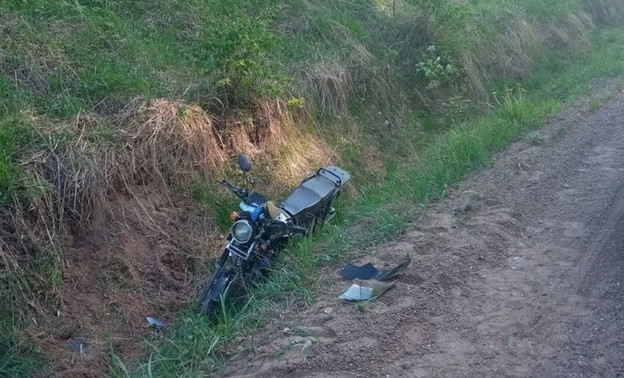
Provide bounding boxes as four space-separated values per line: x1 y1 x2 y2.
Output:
1 0 624 376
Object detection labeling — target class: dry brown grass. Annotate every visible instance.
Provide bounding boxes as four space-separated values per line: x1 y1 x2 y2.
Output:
585 0 624 24
255 98 296 154
544 12 594 50
3 99 234 281
118 99 227 187
303 21 393 116
4 95 329 256
304 60 352 116
461 10 594 100
2 94 333 330
301 20 406 135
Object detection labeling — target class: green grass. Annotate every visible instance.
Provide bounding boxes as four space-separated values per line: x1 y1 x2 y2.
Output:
1 0 283 115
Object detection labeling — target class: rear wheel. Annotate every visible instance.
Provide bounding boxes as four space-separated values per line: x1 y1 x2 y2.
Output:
307 197 338 234
304 216 317 235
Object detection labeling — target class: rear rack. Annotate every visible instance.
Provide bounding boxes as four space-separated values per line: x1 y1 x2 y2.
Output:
317 166 351 187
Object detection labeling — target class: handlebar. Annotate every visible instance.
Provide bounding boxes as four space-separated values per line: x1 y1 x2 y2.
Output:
220 179 247 201
220 179 235 190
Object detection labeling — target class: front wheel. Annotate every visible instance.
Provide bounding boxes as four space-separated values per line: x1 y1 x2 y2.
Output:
198 252 233 318
198 295 219 317
197 275 226 317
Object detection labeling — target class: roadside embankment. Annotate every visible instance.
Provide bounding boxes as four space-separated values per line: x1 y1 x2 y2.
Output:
1 0 624 375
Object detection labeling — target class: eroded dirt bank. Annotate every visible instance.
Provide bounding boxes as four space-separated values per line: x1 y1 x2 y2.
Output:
226 85 624 377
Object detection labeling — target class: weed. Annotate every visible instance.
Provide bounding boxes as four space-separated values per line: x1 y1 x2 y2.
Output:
357 301 368 313
589 98 604 112
416 45 460 91
552 125 571 142
492 84 528 108
34 250 64 295
526 131 545 145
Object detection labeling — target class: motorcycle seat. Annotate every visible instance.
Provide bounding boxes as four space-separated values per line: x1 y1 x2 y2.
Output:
281 174 337 220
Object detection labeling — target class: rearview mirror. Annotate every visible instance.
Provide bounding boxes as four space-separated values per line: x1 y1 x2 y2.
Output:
237 154 252 172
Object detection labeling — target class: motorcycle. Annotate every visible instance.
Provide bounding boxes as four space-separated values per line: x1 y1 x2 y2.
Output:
197 154 351 317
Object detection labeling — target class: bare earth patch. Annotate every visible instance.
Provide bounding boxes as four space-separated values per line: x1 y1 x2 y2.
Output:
226 85 624 377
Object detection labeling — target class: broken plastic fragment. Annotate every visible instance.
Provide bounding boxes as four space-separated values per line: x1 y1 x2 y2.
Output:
340 263 378 280
375 258 411 281
340 284 373 300
146 316 164 331
340 257 411 281
339 282 395 301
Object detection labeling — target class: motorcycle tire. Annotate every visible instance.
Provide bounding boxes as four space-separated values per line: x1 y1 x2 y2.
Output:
198 296 220 318
305 195 338 234
304 216 318 235
198 264 233 318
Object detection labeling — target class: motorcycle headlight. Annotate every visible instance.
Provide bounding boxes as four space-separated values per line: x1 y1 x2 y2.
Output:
231 220 253 243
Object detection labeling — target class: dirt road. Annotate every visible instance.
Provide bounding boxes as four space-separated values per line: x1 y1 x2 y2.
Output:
227 86 624 377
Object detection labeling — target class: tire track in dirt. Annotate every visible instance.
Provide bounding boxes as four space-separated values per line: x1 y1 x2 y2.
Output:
226 85 624 377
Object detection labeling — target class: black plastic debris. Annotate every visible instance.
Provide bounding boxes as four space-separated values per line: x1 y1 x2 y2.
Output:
340 262 378 280
146 316 164 331
340 257 411 281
